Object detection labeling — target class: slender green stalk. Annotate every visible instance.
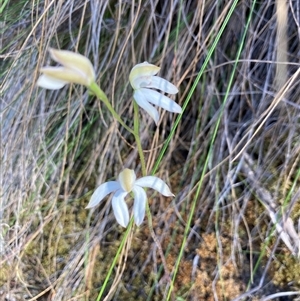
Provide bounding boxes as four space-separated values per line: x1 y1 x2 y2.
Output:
90 82 147 177
96 219 134 301
214 0 257 296
132 99 171 289
91 83 159 299
133 101 146 176
0 0 10 14
89 82 134 135
164 0 251 299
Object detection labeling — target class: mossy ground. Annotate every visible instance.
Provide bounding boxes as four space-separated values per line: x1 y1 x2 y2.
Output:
2 1 300 300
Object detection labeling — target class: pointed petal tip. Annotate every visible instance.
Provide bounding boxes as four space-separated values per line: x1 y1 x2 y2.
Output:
48 48 63 62
85 181 120 209
135 220 142 227
161 187 175 198
85 201 99 209
175 106 183 114
117 217 129 228
85 194 102 209
139 88 182 114
135 176 174 197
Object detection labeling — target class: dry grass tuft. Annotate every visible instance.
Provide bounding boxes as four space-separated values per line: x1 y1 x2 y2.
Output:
2 0 300 300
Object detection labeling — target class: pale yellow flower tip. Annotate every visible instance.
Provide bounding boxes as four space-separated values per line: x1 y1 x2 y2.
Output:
49 48 95 84
118 168 136 192
37 48 95 90
129 62 160 90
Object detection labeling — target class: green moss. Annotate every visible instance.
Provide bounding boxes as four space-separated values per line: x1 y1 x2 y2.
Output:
272 255 300 287
0 263 10 285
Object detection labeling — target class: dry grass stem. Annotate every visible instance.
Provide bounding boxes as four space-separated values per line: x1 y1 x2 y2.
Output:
2 1 300 300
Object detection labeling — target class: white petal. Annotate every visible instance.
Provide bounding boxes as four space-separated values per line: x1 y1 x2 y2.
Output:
37 74 67 90
135 176 174 197
145 76 178 94
112 190 130 227
140 88 182 114
133 90 159 124
86 181 121 208
132 186 147 226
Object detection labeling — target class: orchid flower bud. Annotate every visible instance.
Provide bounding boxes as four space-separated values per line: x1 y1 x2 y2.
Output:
37 48 95 90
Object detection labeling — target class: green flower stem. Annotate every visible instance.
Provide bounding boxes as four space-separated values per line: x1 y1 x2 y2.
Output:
96 218 134 301
133 100 146 176
90 82 146 176
89 82 134 135
89 83 157 297
132 103 171 288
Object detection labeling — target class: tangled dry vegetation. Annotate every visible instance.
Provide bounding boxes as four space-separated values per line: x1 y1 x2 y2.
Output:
2 0 300 300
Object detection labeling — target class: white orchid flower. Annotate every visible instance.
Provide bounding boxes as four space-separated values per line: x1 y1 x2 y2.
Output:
129 62 182 124
37 48 95 90
86 168 174 228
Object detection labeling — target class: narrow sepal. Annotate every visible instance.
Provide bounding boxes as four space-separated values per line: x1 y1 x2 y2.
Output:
133 90 159 124
135 176 174 197
86 181 120 208
132 186 147 226
112 190 130 227
140 88 182 114
145 76 178 94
